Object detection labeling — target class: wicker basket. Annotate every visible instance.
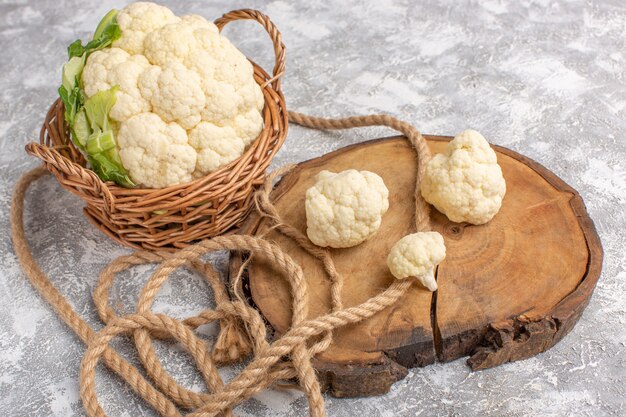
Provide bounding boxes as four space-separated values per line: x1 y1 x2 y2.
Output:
25 9 288 251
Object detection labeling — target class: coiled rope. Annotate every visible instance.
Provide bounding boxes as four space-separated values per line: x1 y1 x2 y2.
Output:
11 112 431 417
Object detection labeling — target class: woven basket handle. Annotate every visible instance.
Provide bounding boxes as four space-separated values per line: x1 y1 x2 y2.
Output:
215 9 286 90
25 140 115 212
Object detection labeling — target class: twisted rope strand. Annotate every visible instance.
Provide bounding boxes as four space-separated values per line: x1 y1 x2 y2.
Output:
12 169 182 417
93 253 233 411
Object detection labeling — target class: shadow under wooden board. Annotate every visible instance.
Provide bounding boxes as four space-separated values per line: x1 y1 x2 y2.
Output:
229 135 603 398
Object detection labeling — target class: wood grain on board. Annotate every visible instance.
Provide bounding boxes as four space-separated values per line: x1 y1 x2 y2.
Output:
230 135 602 397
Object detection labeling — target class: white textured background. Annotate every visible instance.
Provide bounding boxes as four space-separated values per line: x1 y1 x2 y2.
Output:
1 0 625 416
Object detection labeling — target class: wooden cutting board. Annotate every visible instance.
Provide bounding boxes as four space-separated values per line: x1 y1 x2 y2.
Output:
229 135 602 398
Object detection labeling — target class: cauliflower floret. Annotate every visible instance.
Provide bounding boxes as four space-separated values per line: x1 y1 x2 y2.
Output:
82 48 152 122
197 79 240 124
144 20 200 66
231 108 264 146
138 62 205 129
197 79 264 137
140 16 265 133
212 38 257 86
240 81 266 112
82 48 128 94
143 15 218 67
421 130 506 224
141 7 264 136
117 113 196 188
387 232 446 291
188 122 245 176
305 170 389 248
113 2 180 55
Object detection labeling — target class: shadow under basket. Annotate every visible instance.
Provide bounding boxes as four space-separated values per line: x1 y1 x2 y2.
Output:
25 9 288 251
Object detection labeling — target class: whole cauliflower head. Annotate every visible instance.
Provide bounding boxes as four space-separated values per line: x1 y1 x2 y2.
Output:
387 232 446 291
305 170 389 248
81 2 265 188
420 130 506 224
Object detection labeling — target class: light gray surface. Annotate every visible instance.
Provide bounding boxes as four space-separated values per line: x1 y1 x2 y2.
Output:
1 0 625 416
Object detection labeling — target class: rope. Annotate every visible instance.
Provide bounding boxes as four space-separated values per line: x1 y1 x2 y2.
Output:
11 112 431 417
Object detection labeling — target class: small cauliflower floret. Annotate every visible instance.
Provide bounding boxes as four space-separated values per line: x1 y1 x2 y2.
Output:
198 79 240 123
82 48 128 94
143 15 218 67
387 232 446 292
190 29 250 82
144 20 200 66
306 170 389 248
239 81 265 112
143 16 218 65
113 2 180 55
117 113 196 188
421 129 506 225
212 38 257 86
184 29 265 123
188 122 245 176
231 108 264 146
82 48 152 122
139 62 205 129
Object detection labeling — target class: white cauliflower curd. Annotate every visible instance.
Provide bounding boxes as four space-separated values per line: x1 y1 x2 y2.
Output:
420 130 506 224
117 113 196 188
305 169 389 248
386 232 446 291
79 2 264 188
